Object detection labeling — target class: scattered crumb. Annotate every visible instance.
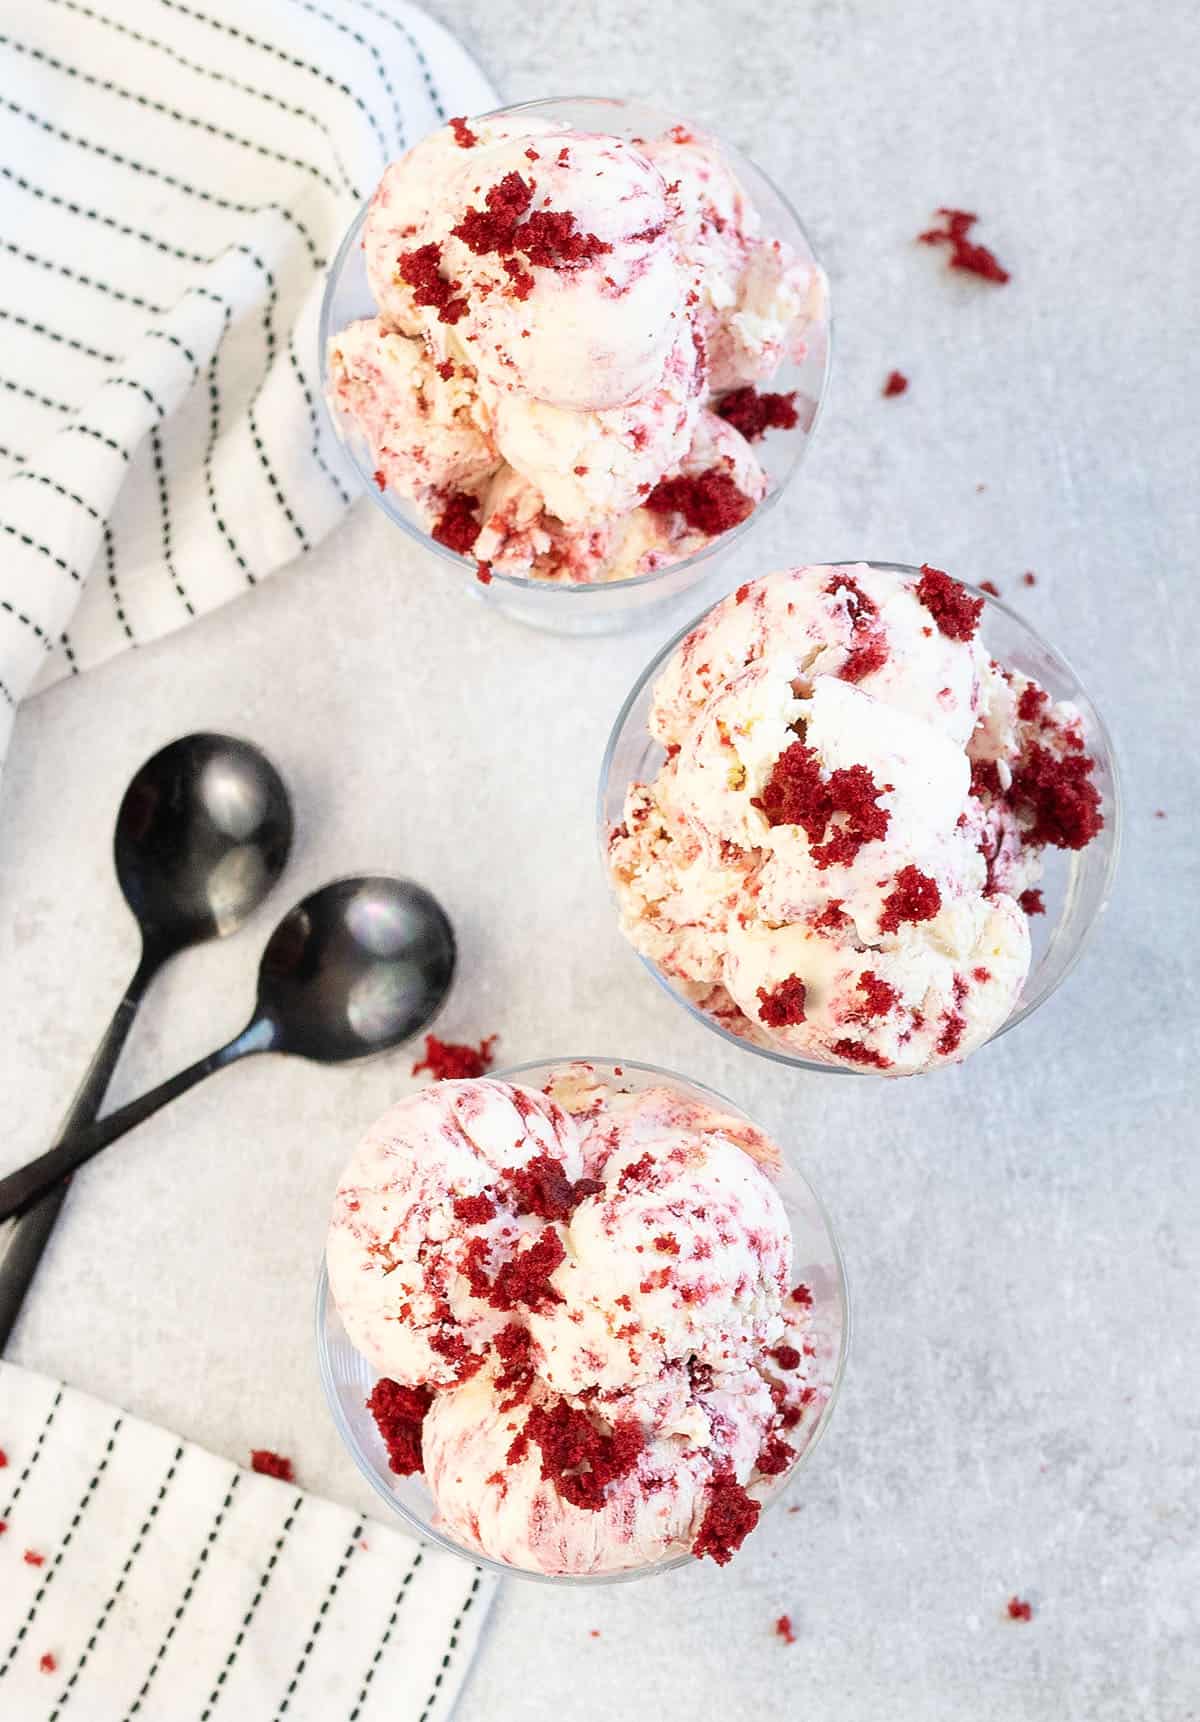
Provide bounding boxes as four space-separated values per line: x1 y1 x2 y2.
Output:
0 1520 7 1535
589 1629 601 1639
775 1614 797 1645
882 370 908 398
980 580 1001 596
1155 810 1167 819
250 1450 294 1483
475 561 493 585
39 1652 57 1674
359 1540 370 1552
0 1448 7 1467
413 1035 498 1081
1022 571 1037 586
24 1550 45 1567
976 482 987 493
918 208 1010 283
1007 1596 1034 1622
787 1505 803 1515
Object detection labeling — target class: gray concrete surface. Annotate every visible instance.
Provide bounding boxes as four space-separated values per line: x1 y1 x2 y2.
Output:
2 0 1198 1717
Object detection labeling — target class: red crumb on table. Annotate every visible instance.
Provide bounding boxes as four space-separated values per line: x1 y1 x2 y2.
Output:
398 243 468 325
856 972 900 1019
250 1450 294 1483
452 1191 497 1224
449 116 478 148
645 469 755 536
1008 1596 1034 1621
430 490 481 556
882 370 909 398
1155 809 1167 818
1022 571 1038 586
24 1550 45 1567
879 865 942 932
916 564 984 641
770 1344 802 1371
489 1231 566 1312
715 386 799 442
39 1653 57 1674
412 1034 497 1081
830 1038 892 1069
502 1156 603 1222
589 1629 601 1638
980 579 1001 596
918 208 1010 283
693 1468 761 1565
736 582 752 603
517 1400 643 1511
775 1614 797 1645
1019 888 1046 916
756 975 807 1028
1009 744 1103 849
367 1378 433 1476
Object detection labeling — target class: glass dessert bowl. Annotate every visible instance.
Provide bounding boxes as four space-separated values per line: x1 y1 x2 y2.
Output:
316 1057 848 1583
318 95 830 636
599 564 1121 1075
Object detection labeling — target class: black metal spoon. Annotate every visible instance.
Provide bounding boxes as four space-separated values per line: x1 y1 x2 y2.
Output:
0 876 456 1224
0 733 293 1345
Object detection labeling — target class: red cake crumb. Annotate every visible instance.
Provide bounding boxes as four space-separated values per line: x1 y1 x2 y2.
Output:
775 1614 797 1645
827 572 878 624
475 561 493 585
756 975 807 1028
516 1399 643 1511
0 1521 6 1535
429 1328 485 1382
756 1435 795 1476
970 758 1003 799
693 1468 761 1565
736 582 752 603
936 1013 965 1057
503 1155 603 1222
1017 684 1048 722
452 1191 497 1224
918 208 1010 283
856 972 899 1019
916 564 984 641
813 899 848 931
397 243 468 324
412 1033 497 1080
367 1379 433 1476
770 1344 802 1371
1007 1596 1034 1622
830 1038 892 1069
791 1283 813 1306
436 359 456 380
449 115 478 148
752 742 890 870
453 171 534 252
654 1234 681 1254
517 209 612 268
882 370 909 398
489 1232 566 1312
39 1653 57 1674
840 635 889 684
715 386 799 442
980 579 1001 596
24 1550 45 1567
452 172 610 272
1010 744 1103 849
250 1449 294 1482
502 255 536 299
430 491 481 556
1022 571 1037 586
879 865 942 932
1019 888 1045 916
617 1153 657 1190
372 469 386 491
645 469 755 536
972 966 991 984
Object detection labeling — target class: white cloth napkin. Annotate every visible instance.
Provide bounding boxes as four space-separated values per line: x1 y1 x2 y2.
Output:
0 1362 497 1721
0 0 496 765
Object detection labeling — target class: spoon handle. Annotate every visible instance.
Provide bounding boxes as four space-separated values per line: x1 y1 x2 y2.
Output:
0 1018 276 1227
0 946 162 1348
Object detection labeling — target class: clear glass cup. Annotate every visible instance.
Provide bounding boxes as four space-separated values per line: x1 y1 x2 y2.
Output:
597 568 1122 1073
315 1056 848 1583
317 96 831 637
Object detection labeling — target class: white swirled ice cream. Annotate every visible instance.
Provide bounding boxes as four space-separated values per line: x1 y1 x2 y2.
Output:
607 564 1106 1074
326 1065 833 1574
325 111 824 583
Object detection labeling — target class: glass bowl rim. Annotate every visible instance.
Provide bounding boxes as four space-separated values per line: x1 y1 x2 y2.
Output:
595 564 1124 1074
316 92 832 597
315 1053 851 1584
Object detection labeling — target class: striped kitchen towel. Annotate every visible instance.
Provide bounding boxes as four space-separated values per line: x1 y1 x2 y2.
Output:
0 0 496 765
0 1363 497 1721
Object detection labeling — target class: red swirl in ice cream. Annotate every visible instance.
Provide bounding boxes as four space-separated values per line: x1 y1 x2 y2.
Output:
608 565 1105 1074
326 1066 832 1574
325 111 825 583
